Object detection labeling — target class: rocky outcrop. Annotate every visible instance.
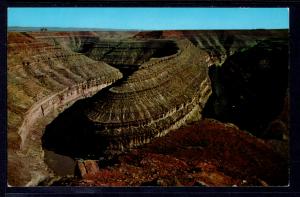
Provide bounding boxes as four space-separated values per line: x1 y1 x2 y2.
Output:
76 160 100 178
84 39 211 153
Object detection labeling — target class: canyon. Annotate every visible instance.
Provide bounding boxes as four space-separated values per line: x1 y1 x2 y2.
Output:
7 30 288 186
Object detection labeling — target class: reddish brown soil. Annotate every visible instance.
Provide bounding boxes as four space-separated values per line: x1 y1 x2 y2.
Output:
8 32 35 43
67 119 288 187
162 30 185 38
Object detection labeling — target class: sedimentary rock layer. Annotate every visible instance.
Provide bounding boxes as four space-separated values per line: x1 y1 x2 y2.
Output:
136 30 288 65
81 39 179 65
8 32 123 186
85 39 212 152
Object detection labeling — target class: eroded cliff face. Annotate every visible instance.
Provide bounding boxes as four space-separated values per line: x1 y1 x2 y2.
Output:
8 32 123 186
86 39 211 152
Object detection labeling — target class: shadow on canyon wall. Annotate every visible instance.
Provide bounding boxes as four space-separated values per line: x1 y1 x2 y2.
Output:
203 38 289 138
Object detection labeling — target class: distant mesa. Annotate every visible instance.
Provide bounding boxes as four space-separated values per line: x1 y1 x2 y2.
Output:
40 27 48 32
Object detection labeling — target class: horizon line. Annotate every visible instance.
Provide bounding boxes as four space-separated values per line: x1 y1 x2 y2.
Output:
8 26 289 32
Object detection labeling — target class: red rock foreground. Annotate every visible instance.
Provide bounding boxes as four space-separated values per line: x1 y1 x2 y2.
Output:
57 119 287 186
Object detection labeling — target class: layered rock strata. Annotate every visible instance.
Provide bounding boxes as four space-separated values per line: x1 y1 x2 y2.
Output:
81 40 179 65
136 30 288 66
85 39 212 153
8 32 122 186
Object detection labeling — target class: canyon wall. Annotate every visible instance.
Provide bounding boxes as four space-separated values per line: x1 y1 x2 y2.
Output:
8 32 123 186
136 30 287 66
202 37 289 137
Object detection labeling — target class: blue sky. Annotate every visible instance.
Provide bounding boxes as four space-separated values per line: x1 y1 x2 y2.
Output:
8 8 289 30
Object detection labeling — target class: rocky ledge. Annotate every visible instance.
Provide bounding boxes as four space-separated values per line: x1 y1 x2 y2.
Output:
49 119 288 187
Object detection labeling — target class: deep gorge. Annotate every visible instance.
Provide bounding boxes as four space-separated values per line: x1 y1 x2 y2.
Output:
41 38 183 174
203 38 289 139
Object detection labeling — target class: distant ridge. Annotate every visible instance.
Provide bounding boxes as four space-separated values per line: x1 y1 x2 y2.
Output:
8 26 288 32
7 26 141 32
